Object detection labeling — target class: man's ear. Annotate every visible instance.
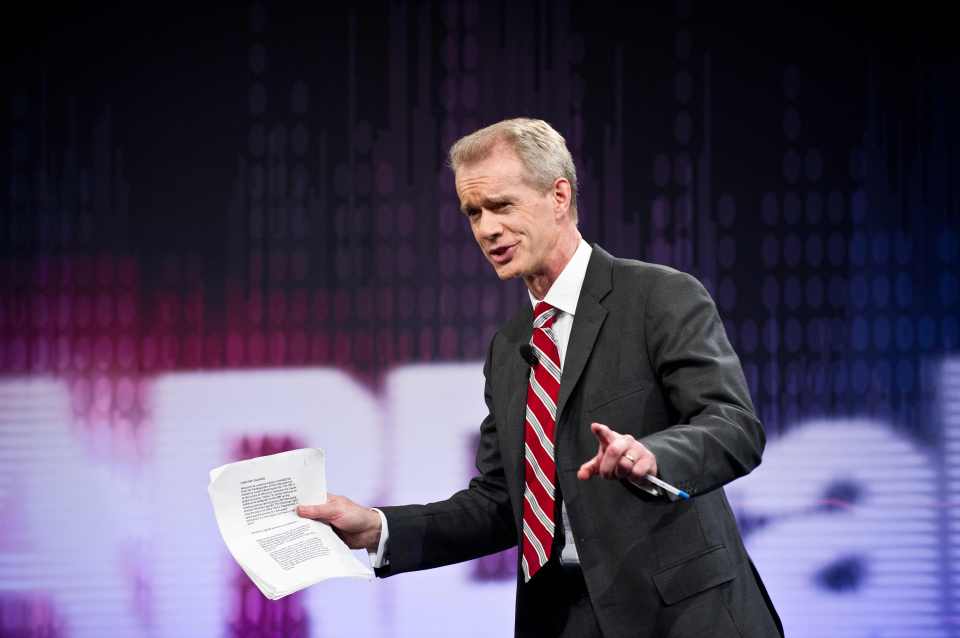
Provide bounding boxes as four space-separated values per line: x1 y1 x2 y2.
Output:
552 177 573 220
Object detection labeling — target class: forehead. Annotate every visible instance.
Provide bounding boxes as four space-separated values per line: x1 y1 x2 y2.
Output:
454 145 529 199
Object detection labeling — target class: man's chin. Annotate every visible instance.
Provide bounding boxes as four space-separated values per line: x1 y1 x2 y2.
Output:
491 263 521 280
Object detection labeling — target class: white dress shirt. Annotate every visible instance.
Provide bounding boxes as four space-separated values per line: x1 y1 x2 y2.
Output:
526 239 593 564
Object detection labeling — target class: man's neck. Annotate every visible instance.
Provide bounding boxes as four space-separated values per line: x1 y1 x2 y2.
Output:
524 230 582 300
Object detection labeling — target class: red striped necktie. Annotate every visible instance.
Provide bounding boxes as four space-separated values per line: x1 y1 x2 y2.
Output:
521 301 562 582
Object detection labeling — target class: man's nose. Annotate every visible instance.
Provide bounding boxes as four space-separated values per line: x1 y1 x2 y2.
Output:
476 210 502 238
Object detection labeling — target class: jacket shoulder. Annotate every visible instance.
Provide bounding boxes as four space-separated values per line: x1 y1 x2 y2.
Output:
607 256 706 295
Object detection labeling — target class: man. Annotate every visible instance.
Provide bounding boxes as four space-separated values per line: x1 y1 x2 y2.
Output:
298 118 782 637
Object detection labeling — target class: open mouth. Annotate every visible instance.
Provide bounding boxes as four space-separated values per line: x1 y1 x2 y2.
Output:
488 243 518 264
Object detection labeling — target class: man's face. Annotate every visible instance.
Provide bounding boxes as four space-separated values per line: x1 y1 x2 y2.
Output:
455 145 562 281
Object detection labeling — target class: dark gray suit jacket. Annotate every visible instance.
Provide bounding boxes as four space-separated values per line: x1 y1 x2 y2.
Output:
378 246 782 638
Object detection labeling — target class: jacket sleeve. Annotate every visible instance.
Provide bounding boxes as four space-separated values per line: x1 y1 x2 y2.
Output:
638 269 765 497
375 337 517 577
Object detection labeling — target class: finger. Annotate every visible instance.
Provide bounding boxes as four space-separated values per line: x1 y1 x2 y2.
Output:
614 451 639 479
577 434 604 480
590 422 619 446
297 503 337 520
624 443 657 480
633 444 658 477
598 436 632 478
628 456 657 482
577 452 601 480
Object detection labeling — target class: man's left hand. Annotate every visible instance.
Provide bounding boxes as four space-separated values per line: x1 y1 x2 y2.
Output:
577 422 658 482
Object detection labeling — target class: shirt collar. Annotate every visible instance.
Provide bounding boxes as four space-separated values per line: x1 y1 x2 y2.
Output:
528 239 593 316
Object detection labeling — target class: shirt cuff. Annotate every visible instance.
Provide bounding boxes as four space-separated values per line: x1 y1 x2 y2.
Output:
367 508 390 568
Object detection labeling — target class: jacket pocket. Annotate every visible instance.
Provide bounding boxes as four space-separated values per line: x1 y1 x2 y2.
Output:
653 544 736 605
587 382 644 411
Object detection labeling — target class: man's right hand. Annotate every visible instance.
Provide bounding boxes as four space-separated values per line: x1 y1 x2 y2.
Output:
298 493 382 553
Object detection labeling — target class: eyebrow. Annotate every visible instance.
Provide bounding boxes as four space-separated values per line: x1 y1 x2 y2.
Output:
460 195 513 215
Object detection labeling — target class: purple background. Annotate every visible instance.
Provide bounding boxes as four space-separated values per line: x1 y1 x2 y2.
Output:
1 2 959 636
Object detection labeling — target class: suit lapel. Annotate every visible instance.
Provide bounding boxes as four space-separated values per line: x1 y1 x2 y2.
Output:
556 246 613 421
498 303 534 483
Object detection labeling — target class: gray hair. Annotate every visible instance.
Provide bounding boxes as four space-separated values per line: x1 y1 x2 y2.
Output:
448 117 579 219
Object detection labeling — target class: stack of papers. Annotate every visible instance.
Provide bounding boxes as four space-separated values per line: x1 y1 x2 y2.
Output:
208 448 373 599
